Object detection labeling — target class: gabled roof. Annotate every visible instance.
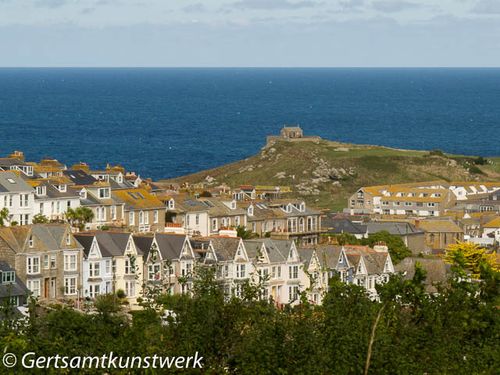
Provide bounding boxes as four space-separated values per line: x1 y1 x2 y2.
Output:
154 233 190 261
314 245 343 269
205 236 243 262
343 246 391 275
74 231 136 258
72 234 95 257
0 224 80 253
298 248 314 267
133 235 155 257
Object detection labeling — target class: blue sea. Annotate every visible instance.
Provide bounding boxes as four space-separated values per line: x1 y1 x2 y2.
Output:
0 68 499 180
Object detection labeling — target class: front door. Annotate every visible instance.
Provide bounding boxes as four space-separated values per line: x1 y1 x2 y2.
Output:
44 278 49 298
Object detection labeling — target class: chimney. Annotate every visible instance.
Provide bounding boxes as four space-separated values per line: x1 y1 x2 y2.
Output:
9 151 24 161
373 241 388 252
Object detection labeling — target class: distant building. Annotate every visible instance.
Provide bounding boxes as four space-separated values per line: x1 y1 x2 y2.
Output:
280 126 303 139
395 257 450 294
365 221 426 255
415 219 464 253
482 216 500 242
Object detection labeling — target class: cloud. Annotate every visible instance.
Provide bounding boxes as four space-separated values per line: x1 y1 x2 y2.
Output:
340 0 365 10
183 3 206 13
34 0 72 8
230 0 320 10
372 1 421 13
471 0 500 14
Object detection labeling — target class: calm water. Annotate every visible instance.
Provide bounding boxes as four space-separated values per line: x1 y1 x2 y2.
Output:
0 68 499 180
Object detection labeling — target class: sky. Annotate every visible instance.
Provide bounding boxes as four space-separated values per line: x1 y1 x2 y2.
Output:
0 0 499 67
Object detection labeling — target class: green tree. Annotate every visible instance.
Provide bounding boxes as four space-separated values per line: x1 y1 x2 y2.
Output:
236 225 258 239
0 207 9 226
66 207 94 231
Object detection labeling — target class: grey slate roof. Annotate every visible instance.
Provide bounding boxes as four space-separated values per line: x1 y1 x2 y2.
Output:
366 222 423 236
63 170 97 186
154 233 189 261
207 237 242 262
75 232 135 258
243 238 290 263
0 224 80 253
298 248 314 266
73 234 95 257
0 261 29 299
0 158 28 167
133 235 154 258
314 245 343 269
322 217 367 235
0 172 34 193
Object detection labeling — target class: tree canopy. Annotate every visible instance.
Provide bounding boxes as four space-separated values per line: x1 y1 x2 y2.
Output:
1 258 498 374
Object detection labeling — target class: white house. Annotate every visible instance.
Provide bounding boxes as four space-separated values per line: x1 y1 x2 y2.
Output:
0 171 35 226
74 231 143 306
32 180 81 221
134 233 196 295
208 236 253 299
482 217 500 242
244 238 307 306
74 234 114 299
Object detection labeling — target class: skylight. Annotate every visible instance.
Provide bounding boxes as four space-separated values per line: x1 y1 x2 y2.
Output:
7 178 16 184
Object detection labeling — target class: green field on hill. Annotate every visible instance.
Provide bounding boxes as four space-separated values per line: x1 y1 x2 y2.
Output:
164 139 500 211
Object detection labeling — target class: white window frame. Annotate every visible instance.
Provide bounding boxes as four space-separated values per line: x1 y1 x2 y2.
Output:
64 253 78 272
64 276 77 295
89 261 101 277
27 279 41 297
27 256 40 275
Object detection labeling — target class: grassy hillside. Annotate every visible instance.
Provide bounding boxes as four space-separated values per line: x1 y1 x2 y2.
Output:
161 139 500 211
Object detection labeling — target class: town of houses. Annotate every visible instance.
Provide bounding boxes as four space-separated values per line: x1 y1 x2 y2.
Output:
0 146 499 312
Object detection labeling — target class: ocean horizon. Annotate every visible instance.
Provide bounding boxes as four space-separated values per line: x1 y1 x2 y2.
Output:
1 67 499 180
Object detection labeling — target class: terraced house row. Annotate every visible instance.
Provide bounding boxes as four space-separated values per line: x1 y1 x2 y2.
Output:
347 181 500 217
0 223 395 309
0 151 323 245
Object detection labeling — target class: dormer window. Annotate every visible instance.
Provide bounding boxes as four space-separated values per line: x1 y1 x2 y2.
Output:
300 202 305 212
98 188 110 199
1 271 15 284
58 184 67 192
231 200 236 210
36 186 46 196
247 205 254 216
79 189 87 199
29 235 34 248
